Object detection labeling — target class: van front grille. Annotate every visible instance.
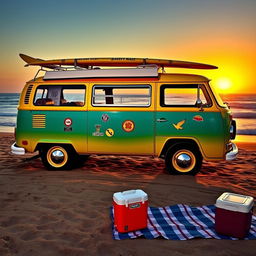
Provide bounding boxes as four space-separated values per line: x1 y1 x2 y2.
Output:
24 85 33 104
32 114 46 128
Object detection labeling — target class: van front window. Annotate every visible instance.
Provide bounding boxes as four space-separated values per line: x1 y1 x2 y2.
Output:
210 83 227 107
160 84 212 107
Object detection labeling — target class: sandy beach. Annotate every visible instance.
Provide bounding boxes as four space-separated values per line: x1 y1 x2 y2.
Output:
0 132 255 256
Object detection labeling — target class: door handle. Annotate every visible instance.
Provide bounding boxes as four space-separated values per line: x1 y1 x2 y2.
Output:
156 118 167 122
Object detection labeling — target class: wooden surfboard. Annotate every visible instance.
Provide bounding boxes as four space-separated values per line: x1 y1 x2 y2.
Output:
20 54 218 69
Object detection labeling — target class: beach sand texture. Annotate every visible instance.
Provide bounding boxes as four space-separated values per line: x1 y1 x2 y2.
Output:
0 133 255 256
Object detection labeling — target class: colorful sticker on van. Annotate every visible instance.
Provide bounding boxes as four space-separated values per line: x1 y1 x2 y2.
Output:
102 114 109 122
122 120 135 132
93 124 104 136
193 115 204 122
172 119 186 130
64 118 72 126
106 128 114 137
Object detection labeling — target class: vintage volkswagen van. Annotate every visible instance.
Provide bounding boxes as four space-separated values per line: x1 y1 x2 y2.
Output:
11 62 237 174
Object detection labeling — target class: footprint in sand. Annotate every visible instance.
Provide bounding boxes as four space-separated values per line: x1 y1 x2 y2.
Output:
78 219 93 231
0 216 23 227
0 236 18 254
41 202 60 210
20 230 39 241
96 242 116 256
37 220 66 231
66 187 83 193
39 215 59 225
99 223 111 234
61 210 77 221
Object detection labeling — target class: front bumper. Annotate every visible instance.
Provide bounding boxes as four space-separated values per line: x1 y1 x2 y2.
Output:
225 143 238 161
11 143 25 155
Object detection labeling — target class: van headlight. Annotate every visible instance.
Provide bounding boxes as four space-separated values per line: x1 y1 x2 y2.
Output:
230 120 236 140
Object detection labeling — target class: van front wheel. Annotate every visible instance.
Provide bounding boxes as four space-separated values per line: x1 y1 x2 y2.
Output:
165 144 202 175
41 145 75 170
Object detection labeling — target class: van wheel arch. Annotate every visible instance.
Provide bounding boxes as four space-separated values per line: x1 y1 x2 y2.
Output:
160 139 203 159
36 143 77 152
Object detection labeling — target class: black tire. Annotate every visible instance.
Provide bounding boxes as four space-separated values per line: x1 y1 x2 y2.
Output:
165 143 202 175
40 144 76 170
74 154 90 168
78 155 90 163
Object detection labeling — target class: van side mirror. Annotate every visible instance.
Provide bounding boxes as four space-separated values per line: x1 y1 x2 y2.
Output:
195 99 204 111
195 99 202 107
196 85 204 111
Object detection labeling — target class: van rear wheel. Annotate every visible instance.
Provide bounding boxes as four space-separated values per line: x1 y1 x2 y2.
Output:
41 145 75 170
165 143 202 175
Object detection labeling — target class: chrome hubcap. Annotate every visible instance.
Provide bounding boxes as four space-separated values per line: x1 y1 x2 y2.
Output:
175 153 192 169
51 150 65 164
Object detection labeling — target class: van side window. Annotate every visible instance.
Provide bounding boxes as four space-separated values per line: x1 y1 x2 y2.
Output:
160 84 212 107
92 85 151 107
62 89 85 106
33 85 86 106
34 88 48 103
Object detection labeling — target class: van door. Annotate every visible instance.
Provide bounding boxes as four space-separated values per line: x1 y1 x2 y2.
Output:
155 84 225 159
87 84 155 155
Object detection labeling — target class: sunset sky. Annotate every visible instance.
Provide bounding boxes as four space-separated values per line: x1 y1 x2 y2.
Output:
0 0 255 94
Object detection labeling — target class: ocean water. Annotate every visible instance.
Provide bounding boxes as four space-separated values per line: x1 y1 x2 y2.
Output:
0 93 255 135
0 93 19 132
221 94 256 135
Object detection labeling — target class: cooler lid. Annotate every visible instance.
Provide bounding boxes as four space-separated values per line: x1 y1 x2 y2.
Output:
113 189 148 206
215 192 254 213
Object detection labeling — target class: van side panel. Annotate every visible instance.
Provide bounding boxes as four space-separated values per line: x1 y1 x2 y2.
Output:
155 111 225 159
87 110 154 155
16 110 87 153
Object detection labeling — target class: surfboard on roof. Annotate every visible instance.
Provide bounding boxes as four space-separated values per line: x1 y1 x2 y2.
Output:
19 54 218 70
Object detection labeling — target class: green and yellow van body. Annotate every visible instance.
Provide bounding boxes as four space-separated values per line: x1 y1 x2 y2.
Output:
15 73 233 161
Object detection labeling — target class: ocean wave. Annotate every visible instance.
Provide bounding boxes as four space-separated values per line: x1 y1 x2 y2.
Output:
0 101 19 105
237 129 256 135
0 122 16 127
228 103 256 110
0 105 18 109
0 113 17 117
227 100 256 104
0 95 19 99
221 94 256 102
0 97 19 100
233 112 256 119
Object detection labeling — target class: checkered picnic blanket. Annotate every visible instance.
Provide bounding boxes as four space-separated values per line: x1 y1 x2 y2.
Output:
111 204 256 240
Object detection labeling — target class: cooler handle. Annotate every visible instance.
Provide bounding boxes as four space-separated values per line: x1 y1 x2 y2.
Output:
123 190 137 207
122 190 136 195
124 197 146 207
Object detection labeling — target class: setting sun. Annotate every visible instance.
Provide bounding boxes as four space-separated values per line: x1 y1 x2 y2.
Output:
216 78 232 92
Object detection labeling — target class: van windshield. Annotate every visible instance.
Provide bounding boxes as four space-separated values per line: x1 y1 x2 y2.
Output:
210 82 227 107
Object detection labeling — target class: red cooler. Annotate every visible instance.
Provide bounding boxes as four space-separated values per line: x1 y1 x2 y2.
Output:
113 189 148 233
215 192 254 239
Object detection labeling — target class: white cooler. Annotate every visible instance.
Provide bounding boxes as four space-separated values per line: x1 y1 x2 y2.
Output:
215 192 254 238
113 189 148 233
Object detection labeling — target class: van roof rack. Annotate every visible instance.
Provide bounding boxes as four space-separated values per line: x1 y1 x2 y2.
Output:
43 66 159 80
